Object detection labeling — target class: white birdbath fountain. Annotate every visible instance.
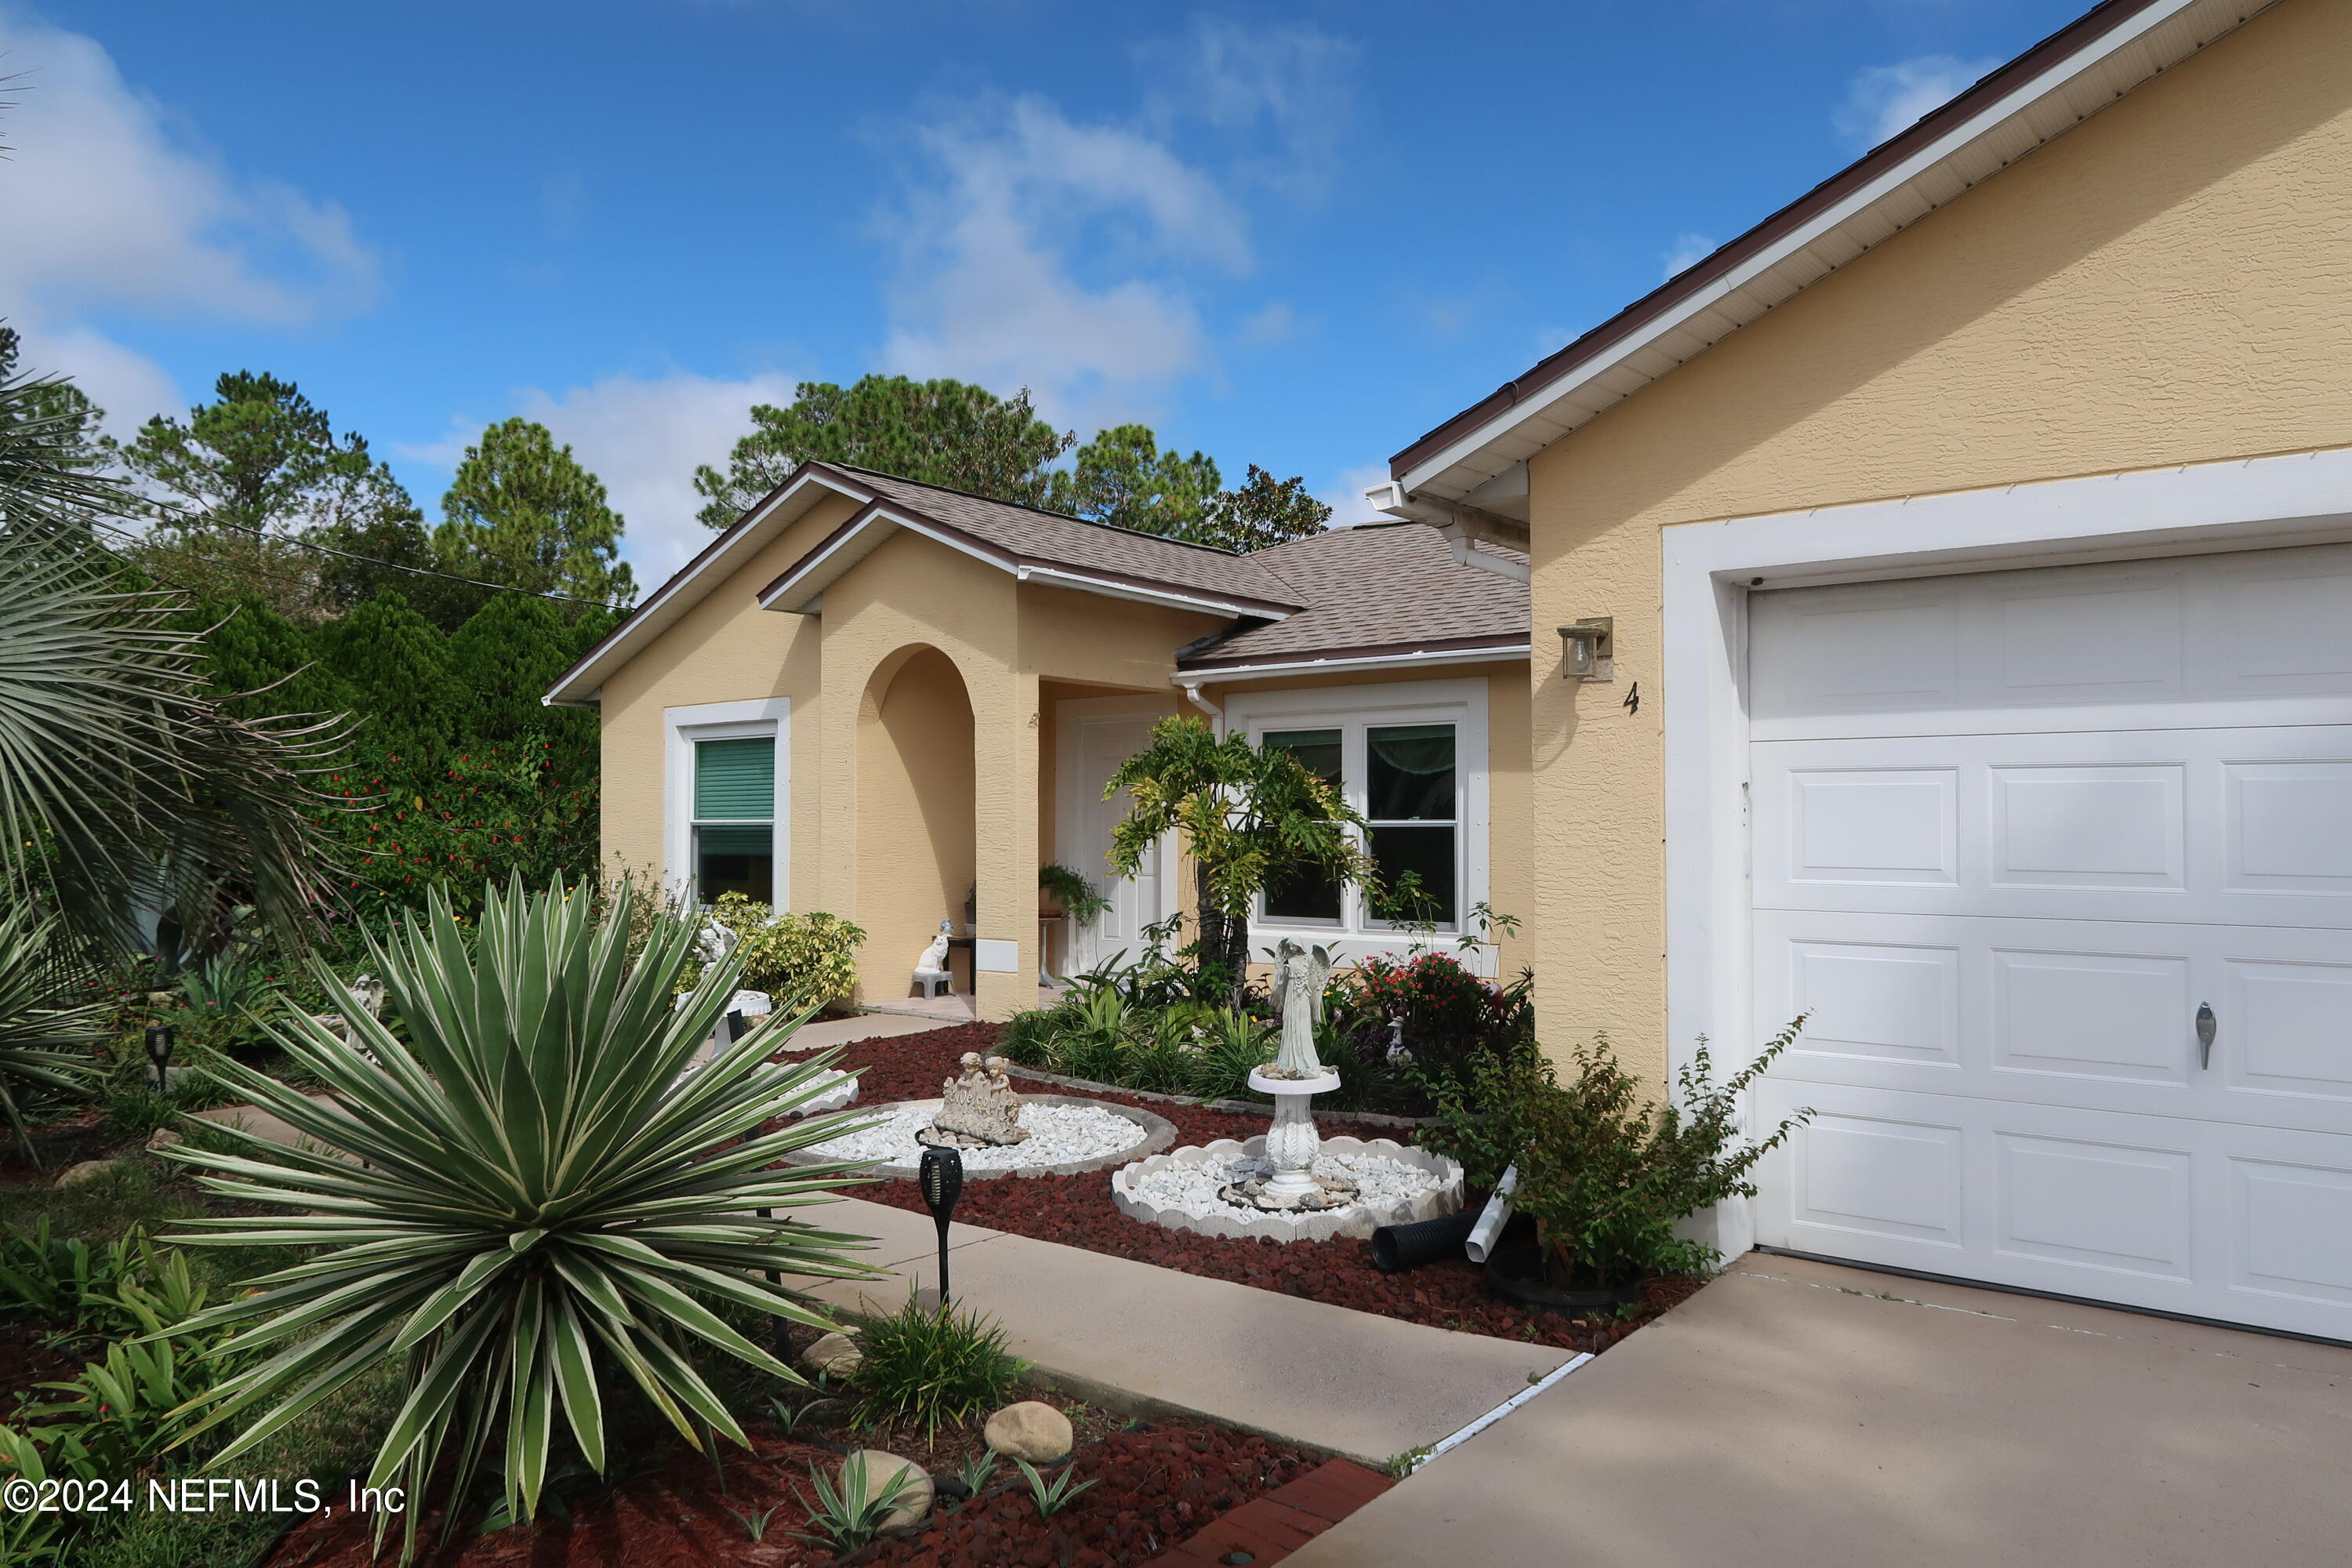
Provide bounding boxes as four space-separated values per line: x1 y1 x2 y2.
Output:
1222 941 1355 1211
1113 939 1464 1240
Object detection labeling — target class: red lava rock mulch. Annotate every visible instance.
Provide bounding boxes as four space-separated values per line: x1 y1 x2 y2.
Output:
266 1414 1312 1568
821 1023 1700 1356
1149 1457 1392 1567
858 1419 1314 1568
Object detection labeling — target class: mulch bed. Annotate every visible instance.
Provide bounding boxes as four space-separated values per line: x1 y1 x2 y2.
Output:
812 1023 1700 1357
266 1405 1315 1568
0 1324 85 1417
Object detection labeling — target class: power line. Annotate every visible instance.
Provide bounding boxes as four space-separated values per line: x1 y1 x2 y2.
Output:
122 507 625 608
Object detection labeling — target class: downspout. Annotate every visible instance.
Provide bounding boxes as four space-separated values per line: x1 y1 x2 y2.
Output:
1174 675 1223 734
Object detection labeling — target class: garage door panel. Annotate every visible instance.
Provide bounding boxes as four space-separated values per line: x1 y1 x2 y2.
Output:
1757 729 2352 929
1753 543 2352 742
2226 960 2352 1102
1756 1083 2352 1338
2231 1156 2352 1309
1990 948 2190 1086
1994 1132 2193 1282
1759 911 2351 1135
1751 546 2352 1339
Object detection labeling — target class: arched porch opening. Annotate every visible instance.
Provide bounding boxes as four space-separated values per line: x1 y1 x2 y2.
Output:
855 644 976 999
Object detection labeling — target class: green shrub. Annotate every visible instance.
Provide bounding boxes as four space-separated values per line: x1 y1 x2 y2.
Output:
0 1218 135 1329
0 904 107 1160
677 892 865 1015
851 1292 1026 1440
161 876 883 1563
24 1331 216 1477
1429 1023 1813 1287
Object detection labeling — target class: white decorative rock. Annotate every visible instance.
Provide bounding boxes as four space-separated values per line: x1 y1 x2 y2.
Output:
1112 1137 1465 1243
789 1096 1173 1179
984 1400 1074 1464
803 1330 863 1377
846 1450 932 1535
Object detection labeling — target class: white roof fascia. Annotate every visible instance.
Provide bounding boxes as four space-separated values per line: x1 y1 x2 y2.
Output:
1176 643 1532 687
759 510 1298 621
1396 0 2262 503
543 466 872 704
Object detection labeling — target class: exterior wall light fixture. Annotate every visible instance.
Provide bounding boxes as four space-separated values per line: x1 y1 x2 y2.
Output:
1558 618 1614 682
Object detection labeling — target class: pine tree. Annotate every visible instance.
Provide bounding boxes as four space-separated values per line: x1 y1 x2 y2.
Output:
434 418 635 608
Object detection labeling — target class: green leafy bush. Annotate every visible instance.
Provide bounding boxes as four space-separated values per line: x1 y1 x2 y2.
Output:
0 905 107 1158
1425 1023 1813 1287
677 892 865 1016
851 1292 1027 1439
0 1218 135 1329
160 876 883 1562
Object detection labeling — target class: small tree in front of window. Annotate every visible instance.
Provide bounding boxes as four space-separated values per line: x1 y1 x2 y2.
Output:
1104 717 1377 1010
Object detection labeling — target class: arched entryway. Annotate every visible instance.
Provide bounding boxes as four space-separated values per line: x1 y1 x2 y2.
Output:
855 645 976 999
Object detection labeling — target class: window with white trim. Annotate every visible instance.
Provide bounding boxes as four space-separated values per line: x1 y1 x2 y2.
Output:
1235 678 1487 949
691 736 774 902
663 699 788 909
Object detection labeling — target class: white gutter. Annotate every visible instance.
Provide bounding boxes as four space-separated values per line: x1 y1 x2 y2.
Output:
1174 643 1530 687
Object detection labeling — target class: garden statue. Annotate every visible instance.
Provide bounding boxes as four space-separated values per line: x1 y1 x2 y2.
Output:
920 1052 1030 1147
1267 938 1334 1076
316 971 388 1059
913 920 954 999
695 917 740 970
1222 938 1353 1212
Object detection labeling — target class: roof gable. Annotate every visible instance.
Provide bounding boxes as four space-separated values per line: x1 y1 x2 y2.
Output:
1383 0 2273 510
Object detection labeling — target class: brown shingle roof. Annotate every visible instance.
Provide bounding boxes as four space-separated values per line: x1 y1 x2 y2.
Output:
1178 523 1530 670
822 466 1304 613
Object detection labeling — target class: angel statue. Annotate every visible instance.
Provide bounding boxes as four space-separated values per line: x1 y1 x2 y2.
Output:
1269 938 1334 1077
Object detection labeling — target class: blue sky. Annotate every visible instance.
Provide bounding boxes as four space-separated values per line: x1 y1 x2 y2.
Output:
2 0 2089 585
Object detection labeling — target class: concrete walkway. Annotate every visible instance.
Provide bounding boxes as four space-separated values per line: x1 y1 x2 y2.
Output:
1281 1254 2352 1568
794 1194 1569 1465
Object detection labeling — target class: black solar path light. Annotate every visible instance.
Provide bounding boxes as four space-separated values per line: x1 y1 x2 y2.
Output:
143 1024 176 1096
919 1144 964 1308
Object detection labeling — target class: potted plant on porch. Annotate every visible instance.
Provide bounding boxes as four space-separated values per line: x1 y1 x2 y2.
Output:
1430 1020 1811 1310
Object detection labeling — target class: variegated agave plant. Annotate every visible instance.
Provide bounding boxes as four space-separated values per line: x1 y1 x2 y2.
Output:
160 877 878 1559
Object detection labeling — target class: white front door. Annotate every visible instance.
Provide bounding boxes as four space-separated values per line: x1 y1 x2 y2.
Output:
1056 699 1171 976
1746 543 2352 1340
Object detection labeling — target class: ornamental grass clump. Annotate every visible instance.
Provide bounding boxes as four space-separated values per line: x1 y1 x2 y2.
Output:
158 875 883 1562
851 1290 1026 1439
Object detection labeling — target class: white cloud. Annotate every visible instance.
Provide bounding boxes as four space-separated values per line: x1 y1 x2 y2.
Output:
1661 232 1716 281
1834 54 1999 148
875 93 1250 431
1318 460 1394 528
0 9 380 433
401 371 800 590
1236 301 1302 347
1137 18 1361 201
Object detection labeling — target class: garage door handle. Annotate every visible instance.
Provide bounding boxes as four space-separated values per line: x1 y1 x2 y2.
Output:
2196 1002 2216 1071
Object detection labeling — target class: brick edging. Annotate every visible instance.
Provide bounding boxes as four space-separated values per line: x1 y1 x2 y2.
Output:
1148 1458 1394 1566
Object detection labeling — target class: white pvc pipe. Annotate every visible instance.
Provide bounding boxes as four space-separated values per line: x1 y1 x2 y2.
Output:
1465 1163 1519 1263
1405 1351 1593 1476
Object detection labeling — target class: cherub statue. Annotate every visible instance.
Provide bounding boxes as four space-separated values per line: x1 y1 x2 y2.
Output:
695 918 740 969
1269 938 1334 1076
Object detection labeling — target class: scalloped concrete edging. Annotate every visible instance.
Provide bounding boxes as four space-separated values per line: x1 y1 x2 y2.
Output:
1001 1064 1437 1130
1112 1137 1465 1243
779 1094 1176 1181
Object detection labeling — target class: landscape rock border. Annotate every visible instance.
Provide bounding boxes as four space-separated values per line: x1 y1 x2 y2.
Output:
1112 1136 1465 1243
779 1094 1176 1180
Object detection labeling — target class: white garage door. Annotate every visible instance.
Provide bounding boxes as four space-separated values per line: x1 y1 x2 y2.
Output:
1747 543 2352 1340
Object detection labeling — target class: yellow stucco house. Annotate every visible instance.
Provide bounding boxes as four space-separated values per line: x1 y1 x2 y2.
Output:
544 464 1533 1024
554 0 2352 1341
1362 0 2352 1341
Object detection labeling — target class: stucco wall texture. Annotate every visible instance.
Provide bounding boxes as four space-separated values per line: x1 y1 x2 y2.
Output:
1521 0 2352 1083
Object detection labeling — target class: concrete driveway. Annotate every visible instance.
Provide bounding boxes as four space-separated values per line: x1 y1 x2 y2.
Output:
1284 1254 2352 1567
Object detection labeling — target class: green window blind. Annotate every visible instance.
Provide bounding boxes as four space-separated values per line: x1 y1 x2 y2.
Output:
694 737 774 821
